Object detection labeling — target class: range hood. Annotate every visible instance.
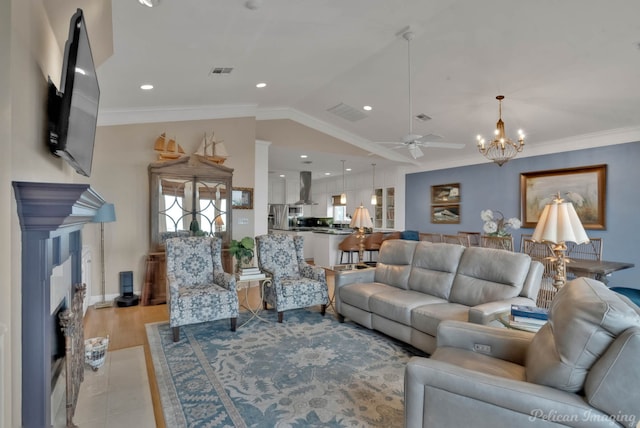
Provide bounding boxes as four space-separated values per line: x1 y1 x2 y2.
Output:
294 171 318 205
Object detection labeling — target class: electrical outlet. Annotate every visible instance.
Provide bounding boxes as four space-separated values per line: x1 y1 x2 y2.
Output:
238 217 249 225
474 343 491 354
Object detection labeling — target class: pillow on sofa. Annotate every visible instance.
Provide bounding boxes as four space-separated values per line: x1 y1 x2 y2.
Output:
400 230 420 241
525 277 640 393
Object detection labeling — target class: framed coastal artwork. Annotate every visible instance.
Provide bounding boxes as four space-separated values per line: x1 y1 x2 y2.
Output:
431 204 460 224
520 164 607 229
431 183 460 204
232 187 253 209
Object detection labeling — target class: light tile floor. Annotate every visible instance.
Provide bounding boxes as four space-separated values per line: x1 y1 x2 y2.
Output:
54 346 156 427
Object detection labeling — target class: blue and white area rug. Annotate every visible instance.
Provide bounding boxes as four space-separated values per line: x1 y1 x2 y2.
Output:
146 308 425 427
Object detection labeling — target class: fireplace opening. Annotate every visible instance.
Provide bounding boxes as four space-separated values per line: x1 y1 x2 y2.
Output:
51 298 67 389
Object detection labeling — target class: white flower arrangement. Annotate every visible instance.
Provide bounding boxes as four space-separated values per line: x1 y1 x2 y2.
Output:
481 209 521 236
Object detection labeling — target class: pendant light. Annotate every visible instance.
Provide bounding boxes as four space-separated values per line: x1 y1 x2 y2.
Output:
370 163 377 205
340 160 347 205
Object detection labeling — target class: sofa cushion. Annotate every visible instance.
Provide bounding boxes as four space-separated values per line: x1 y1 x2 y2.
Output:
411 303 469 336
449 247 530 306
339 282 396 311
526 278 640 393
432 347 526 381
408 243 464 299
369 290 445 325
374 240 418 290
584 327 640 428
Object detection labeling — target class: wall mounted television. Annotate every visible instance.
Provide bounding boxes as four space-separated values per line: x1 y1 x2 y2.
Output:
47 8 100 177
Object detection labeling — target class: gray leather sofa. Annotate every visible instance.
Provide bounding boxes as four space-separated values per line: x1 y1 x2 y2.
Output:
404 277 640 428
334 240 543 354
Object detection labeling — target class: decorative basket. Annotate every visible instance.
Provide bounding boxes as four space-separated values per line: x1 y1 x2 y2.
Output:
84 336 109 371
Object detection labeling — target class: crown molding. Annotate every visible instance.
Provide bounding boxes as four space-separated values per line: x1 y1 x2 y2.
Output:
97 104 258 126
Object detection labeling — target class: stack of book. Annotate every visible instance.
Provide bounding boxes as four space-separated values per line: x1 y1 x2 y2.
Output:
237 267 266 281
509 304 549 332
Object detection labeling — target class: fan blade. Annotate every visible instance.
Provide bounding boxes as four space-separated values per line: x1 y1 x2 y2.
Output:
376 141 404 145
418 141 466 149
408 145 424 159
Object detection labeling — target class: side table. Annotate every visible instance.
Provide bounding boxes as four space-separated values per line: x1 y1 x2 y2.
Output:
235 275 272 327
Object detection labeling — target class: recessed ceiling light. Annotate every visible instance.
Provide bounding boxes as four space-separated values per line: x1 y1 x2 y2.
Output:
256 82 267 88
324 172 331 176
140 84 154 90
346 168 352 172
279 174 285 178
300 155 308 158
363 105 372 111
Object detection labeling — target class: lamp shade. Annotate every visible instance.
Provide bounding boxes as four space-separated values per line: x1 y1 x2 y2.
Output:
531 200 589 245
350 204 373 229
215 215 225 226
92 203 116 223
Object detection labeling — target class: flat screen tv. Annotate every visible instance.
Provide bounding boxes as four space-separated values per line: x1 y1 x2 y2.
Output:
48 8 100 177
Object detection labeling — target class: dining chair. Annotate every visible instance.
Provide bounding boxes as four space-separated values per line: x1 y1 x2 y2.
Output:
458 231 481 246
419 232 442 243
565 237 603 280
442 234 471 247
480 235 514 251
521 235 556 308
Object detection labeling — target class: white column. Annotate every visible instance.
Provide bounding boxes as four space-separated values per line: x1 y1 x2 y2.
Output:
254 140 271 236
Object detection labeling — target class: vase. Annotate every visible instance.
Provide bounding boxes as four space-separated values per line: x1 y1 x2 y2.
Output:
236 255 254 272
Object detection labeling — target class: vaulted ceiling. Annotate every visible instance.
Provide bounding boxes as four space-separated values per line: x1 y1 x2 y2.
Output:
81 0 640 175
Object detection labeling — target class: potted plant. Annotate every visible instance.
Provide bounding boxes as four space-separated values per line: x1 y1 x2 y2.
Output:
229 236 255 271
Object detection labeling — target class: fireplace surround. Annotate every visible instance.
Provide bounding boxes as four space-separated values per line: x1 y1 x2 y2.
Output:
12 181 106 428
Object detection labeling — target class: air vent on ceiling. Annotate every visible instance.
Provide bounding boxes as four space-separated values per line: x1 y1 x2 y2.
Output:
327 102 368 122
209 67 234 75
415 113 432 122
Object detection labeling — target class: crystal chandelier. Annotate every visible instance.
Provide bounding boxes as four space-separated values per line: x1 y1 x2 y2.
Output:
476 95 525 166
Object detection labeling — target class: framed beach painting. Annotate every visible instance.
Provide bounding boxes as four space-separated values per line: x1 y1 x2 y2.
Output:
232 187 253 209
431 204 460 224
520 164 607 229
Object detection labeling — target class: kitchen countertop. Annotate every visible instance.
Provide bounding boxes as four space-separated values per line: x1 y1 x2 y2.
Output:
271 227 354 235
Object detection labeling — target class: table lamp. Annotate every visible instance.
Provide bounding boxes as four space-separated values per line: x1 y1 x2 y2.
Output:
350 203 373 263
92 203 116 309
215 215 225 233
531 193 589 289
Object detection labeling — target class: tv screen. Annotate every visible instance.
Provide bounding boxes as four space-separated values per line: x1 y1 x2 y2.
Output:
48 9 100 177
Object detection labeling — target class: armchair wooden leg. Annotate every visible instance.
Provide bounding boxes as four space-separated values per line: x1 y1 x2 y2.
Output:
230 317 237 332
278 311 284 323
172 327 180 342
337 313 345 323
263 301 268 310
320 304 326 316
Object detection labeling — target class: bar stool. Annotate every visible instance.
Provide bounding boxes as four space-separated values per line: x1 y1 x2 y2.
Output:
363 232 384 262
338 233 360 264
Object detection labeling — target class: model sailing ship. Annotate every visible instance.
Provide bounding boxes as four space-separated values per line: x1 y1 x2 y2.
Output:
195 131 228 164
154 133 185 160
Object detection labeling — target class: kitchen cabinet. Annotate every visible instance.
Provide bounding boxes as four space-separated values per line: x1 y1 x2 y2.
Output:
374 187 394 229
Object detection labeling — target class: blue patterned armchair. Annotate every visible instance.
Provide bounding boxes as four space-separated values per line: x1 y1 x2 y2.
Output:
166 236 239 341
255 234 329 322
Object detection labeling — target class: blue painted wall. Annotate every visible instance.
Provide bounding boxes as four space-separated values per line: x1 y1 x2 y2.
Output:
406 141 640 287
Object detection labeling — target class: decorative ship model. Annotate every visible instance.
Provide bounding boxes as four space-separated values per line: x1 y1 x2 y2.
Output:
154 133 185 160
195 131 229 164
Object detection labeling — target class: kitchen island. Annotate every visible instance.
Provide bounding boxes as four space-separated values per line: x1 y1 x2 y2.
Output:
269 227 354 266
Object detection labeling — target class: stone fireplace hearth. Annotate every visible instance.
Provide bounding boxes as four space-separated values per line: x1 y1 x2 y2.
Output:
13 181 106 428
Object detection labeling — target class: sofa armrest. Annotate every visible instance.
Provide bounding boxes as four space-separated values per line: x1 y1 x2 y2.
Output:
405 357 617 428
334 268 376 289
436 320 533 365
469 297 538 325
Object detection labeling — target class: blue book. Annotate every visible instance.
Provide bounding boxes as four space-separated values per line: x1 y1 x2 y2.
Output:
510 304 549 321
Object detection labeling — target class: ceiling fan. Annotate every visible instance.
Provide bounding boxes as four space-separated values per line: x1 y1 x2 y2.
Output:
376 30 465 159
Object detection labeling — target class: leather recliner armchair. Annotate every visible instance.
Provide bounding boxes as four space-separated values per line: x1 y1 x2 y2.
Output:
404 277 640 428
